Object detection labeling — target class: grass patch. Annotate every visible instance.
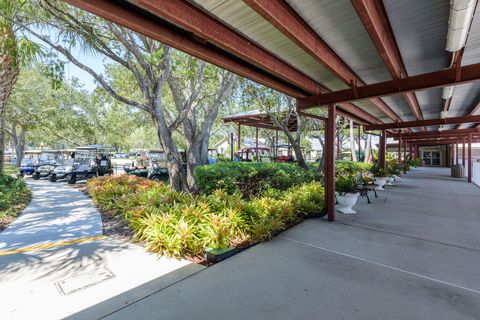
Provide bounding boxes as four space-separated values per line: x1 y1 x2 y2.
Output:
0 174 31 230
4 163 18 176
87 175 324 259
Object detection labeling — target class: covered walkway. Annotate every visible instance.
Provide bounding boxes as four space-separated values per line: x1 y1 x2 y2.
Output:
67 167 480 319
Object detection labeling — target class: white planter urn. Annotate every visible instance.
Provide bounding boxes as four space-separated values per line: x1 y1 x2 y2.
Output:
374 177 387 190
393 174 401 180
335 192 359 214
386 176 394 186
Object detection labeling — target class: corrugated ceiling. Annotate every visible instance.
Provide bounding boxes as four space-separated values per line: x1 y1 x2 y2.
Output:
188 0 478 129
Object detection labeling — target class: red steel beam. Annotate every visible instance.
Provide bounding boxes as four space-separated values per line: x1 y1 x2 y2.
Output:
298 63 480 109
395 127 480 138
66 0 383 126
352 0 424 122
64 0 310 98
131 0 321 95
365 115 480 131
244 0 402 123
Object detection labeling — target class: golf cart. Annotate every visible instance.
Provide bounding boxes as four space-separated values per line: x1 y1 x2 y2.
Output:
124 149 169 181
66 145 114 184
49 154 75 182
32 150 67 180
18 150 41 177
273 144 295 163
236 147 272 162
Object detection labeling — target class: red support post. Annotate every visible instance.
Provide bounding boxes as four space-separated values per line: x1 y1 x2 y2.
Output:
468 133 472 182
255 126 259 160
462 137 466 167
358 126 361 161
409 143 413 159
398 132 402 162
325 104 336 222
379 129 387 171
451 144 454 167
237 124 241 151
416 145 420 160
403 138 407 162
456 141 459 165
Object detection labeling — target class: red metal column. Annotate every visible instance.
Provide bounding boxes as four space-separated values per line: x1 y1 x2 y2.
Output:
398 132 402 162
275 130 279 157
255 127 259 160
357 126 361 161
451 144 454 167
456 141 459 165
403 138 407 162
468 133 472 182
325 104 336 222
237 124 241 150
416 145 420 160
409 143 413 159
462 137 466 167
379 130 386 171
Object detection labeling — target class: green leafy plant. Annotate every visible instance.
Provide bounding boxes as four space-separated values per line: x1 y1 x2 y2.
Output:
370 165 387 178
87 176 325 259
0 174 31 221
195 162 320 198
335 174 358 195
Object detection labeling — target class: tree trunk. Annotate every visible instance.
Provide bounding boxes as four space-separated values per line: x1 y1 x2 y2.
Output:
285 132 307 169
0 26 19 174
9 125 25 167
151 111 189 192
349 120 357 161
0 116 5 173
364 134 372 163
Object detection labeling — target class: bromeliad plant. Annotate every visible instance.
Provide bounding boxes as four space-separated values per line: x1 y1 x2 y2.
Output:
370 165 387 178
87 175 324 259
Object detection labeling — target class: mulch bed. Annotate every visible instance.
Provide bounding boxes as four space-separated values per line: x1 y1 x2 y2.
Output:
0 217 16 233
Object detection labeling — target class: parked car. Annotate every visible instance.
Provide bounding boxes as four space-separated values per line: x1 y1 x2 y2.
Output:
113 152 129 159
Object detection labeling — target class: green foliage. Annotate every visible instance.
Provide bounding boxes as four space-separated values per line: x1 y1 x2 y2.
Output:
335 174 358 194
0 174 31 219
194 162 320 198
370 164 387 177
87 175 324 258
335 160 372 175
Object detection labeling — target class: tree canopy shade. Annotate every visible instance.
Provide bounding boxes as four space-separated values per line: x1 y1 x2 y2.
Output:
16 0 237 191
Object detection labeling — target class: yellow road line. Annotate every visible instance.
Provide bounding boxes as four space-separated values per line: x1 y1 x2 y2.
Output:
0 235 107 256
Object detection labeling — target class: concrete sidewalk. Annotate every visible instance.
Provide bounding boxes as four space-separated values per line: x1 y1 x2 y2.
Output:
0 179 102 251
0 179 201 320
66 167 480 320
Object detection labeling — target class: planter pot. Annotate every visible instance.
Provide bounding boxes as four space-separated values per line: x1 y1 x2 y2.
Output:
335 192 359 214
374 177 387 190
386 176 394 186
393 174 401 181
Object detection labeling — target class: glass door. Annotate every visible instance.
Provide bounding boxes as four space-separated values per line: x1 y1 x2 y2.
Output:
422 151 441 166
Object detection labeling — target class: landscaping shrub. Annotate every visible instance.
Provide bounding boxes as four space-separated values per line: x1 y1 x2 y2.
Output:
195 162 320 198
335 160 372 175
87 175 324 258
0 174 31 220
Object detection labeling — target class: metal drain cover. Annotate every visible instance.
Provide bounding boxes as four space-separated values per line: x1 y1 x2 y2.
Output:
55 267 115 295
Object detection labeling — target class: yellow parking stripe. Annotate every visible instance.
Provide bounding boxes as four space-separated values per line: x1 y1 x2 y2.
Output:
0 235 107 256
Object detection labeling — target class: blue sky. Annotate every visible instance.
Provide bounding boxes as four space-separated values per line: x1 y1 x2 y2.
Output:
63 49 105 91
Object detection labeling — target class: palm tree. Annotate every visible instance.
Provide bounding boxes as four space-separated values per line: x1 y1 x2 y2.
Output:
0 0 42 173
